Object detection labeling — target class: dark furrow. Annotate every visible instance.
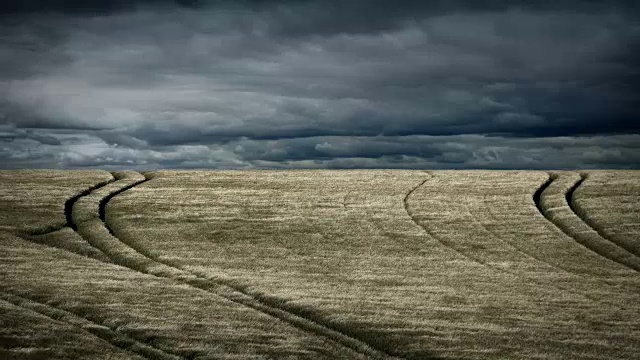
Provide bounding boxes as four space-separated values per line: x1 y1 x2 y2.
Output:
9 233 188 359
0 293 182 360
568 173 640 258
26 222 68 236
92 172 397 360
404 175 524 270
26 174 388 358
403 176 603 305
463 204 571 276
20 228 112 263
533 174 555 216
17 177 115 237
565 173 586 215
99 178 147 223
67 178 116 231
534 173 640 273
404 176 504 269
15 178 117 260
402 177 505 271
474 179 640 303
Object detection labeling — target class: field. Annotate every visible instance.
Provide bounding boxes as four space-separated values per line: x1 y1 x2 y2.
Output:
1 170 639 359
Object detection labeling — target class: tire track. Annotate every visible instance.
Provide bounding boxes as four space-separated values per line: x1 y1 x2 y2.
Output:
67 177 116 231
476 175 640 301
78 171 396 360
5 175 189 359
403 176 495 269
0 293 183 360
463 203 571 276
403 175 543 271
569 173 640 258
534 172 640 273
468 172 625 279
23 227 112 263
565 173 585 216
17 177 115 238
533 175 554 216
403 175 610 305
17 178 116 261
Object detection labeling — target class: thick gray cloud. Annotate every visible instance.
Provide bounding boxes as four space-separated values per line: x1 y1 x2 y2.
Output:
1 1 639 169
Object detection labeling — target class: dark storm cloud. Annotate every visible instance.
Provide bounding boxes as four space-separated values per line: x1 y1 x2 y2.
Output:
0 0 205 14
3 1 639 15
1 0 640 169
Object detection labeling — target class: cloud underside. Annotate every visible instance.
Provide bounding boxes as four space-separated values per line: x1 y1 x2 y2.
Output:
1 1 639 169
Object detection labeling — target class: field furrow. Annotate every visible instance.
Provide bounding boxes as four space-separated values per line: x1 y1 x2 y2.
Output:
571 171 640 258
15 177 117 262
71 171 387 359
2 231 360 359
0 170 114 235
480 174 640 291
0 296 143 360
538 172 640 272
0 292 181 360
408 171 640 304
24 227 111 263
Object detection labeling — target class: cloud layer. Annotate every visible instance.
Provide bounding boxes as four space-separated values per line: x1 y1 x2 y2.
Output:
1 1 639 169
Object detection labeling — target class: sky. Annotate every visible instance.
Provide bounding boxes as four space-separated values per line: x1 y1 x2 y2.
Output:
1 0 639 169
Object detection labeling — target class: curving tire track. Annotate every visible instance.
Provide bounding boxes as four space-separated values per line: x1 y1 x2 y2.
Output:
0 293 183 360
9 176 188 359
404 175 559 273
402 175 620 306
18 177 115 239
75 171 396 360
564 173 586 216
462 203 572 276
18 176 116 262
533 175 554 216
535 172 640 273
569 173 640 258
403 176 506 272
24 227 112 263
66 177 116 231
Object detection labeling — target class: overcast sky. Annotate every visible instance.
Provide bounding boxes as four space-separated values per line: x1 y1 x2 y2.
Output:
1 0 639 169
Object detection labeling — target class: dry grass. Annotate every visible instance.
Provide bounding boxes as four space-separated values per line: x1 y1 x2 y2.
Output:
0 292 177 360
539 171 640 272
0 170 112 234
0 230 364 359
573 171 640 257
0 295 142 360
1 170 639 359
108 170 640 359
0 171 367 360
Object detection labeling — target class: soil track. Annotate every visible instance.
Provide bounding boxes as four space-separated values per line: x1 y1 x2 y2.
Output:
75 171 396 360
0 293 182 360
535 172 640 272
568 173 640 258
402 174 635 306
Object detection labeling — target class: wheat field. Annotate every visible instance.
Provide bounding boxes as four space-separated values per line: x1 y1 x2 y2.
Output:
1 170 638 359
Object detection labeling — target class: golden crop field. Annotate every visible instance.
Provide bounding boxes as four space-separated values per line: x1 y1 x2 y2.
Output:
1 170 638 359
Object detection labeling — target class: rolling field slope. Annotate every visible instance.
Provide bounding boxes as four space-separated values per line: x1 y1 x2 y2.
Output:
1 170 639 359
